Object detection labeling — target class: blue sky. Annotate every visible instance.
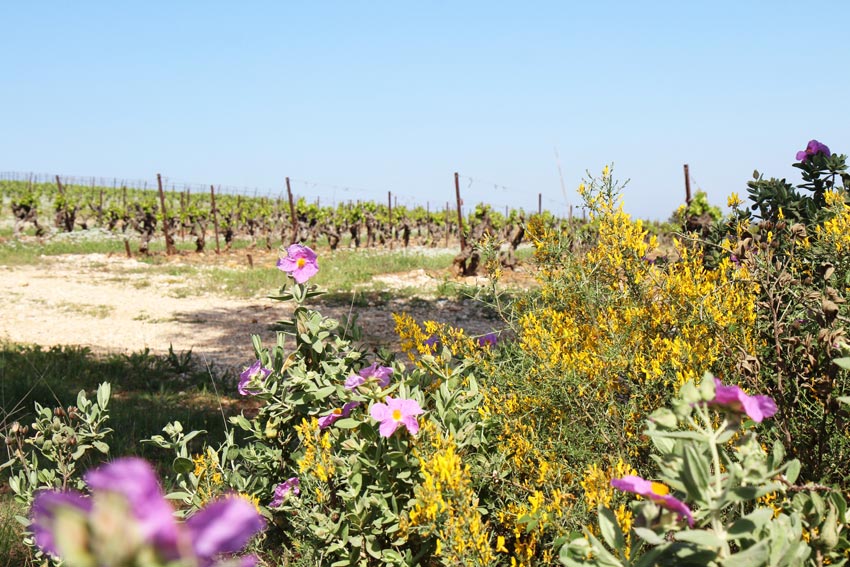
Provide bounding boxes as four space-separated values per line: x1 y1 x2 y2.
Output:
2 1 848 219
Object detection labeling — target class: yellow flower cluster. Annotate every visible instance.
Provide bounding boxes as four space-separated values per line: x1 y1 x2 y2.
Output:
408 424 497 565
192 447 224 505
295 417 335 483
519 190 758 429
393 313 483 368
498 489 574 567
579 460 636 556
580 459 636 510
816 190 850 253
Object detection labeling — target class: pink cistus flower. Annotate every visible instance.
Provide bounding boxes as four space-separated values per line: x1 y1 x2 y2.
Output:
269 478 300 508
238 360 271 396
317 401 361 429
369 396 424 437
796 139 831 162
344 363 393 390
276 244 319 284
30 458 265 567
709 378 777 423
478 332 498 348
611 475 694 527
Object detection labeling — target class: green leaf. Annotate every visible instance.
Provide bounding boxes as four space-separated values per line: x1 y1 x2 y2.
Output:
832 357 850 371
313 385 336 400
334 418 360 430
784 459 801 484
96 382 111 409
92 441 109 454
675 529 723 548
633 526 665 545
598 506 625 551
681 443 710 501
173 457 194 475
165 491 192 501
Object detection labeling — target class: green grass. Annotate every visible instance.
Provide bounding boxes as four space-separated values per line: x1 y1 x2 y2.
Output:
0 343 246 566
0 343 238 466
0 494 27 567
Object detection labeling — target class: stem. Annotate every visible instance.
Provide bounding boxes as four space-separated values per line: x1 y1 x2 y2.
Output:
698 404 731 558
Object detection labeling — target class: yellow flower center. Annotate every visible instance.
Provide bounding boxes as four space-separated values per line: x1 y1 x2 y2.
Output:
333 408 342 415
297 258 306 268
392 409 402 421
650 482 670 496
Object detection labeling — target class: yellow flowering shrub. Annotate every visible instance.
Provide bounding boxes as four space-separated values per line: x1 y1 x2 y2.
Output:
407 422 497 566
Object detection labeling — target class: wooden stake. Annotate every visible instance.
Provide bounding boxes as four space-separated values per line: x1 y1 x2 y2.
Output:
210 185 221 254
538 193 542 215
445 202 450 248
684 164 692 205
286 176 297 245
157 173 176 255
388 191 393 250
454 172 466 250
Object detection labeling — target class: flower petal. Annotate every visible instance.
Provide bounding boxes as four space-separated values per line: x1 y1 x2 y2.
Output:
186 497 266 563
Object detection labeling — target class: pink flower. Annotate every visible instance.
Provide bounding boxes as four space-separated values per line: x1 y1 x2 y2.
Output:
269 478 300 507
710 378 777 423
317 401 361 429
276 244 319 284
796 139 831 162
369 397 424 437
478 332 498 347
611 475 694 527
345 363 393 390
30 458 265 567
186 496 267 567
238 360 272 396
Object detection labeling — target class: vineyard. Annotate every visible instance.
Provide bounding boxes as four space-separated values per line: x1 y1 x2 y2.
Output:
0 172 556 275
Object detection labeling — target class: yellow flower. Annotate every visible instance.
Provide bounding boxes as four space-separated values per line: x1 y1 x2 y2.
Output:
727 192 742 208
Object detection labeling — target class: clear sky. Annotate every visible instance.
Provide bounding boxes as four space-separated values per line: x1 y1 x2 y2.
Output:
2 1 848 220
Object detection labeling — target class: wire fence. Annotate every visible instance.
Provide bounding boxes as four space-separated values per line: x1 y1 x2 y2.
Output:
0 170 571 218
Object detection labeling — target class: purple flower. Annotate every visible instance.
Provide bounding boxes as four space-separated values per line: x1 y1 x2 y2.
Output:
423 335 440 353
30 491 92 556
276 244 319 284
186 496 267 567
269 477 300 507
611 475 694 527
345 363 393 390
84 457 179 550
29 458 266 567
317 401 361 429
796 139 831 162
709 378 777 423
369 396 424 437
238 360 271 396
478 332 498 348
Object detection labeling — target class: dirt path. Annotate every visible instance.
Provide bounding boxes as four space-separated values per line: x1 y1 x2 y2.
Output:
0 254 505 376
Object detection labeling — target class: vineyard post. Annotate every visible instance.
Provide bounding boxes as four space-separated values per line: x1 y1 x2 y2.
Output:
55 175 65 197
210 185 221 254
98 189 104 227
683 164 692 205
179 188 187 241
445 201 450 248
454 172 466 250
156 173 176 255
538 193 542 215
388 191 393 250
286 176 297 245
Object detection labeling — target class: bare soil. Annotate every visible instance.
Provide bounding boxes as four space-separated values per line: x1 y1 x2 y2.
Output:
0 252 514 377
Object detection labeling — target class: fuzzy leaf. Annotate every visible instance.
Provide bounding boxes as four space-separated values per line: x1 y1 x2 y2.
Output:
598 506 625 552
